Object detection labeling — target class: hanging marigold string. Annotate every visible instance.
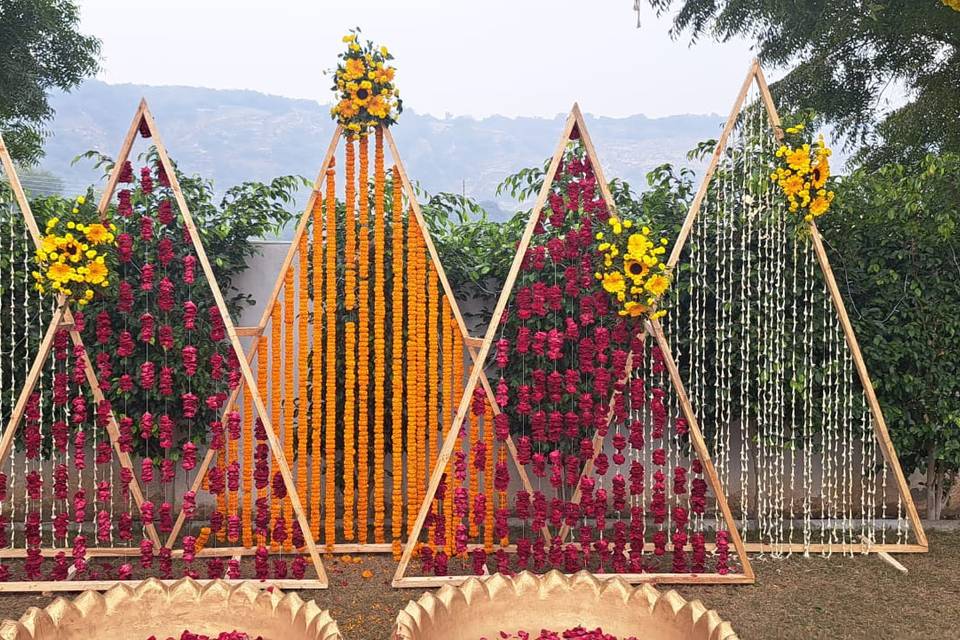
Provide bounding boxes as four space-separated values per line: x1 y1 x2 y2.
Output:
452 310 466 546
373 126 387 544
357 133 371 545
310 196 324 543
416 227 428 510
427 267 439 496
344 320 357 541
323 161 338 550
242 381 254 548
483 399 495 553
442 297 455 558
282 267 295 550
269 301 282 550
468 406 479 539
345 137 357 311
296 234 309 547
257 335 269 546
405 210 420 533
391 164 406 557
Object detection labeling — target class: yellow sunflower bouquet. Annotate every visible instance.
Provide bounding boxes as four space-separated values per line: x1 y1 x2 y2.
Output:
32 191 116 306
594 216 671 319
770 122 835 223
329 29 402 135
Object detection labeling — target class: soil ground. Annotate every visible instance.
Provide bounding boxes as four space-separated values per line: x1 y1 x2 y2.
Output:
0 531 956 640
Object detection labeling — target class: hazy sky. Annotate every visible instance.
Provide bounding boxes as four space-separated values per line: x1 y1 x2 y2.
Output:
76 0 763 119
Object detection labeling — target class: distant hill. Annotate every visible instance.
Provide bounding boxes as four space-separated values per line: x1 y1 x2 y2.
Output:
37 80 725 225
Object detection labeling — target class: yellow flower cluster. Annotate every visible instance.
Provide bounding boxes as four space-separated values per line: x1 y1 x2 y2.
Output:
594 216 671 319
33 195 116 306
330 31 402 135
771 124 835 222
943 0 960 11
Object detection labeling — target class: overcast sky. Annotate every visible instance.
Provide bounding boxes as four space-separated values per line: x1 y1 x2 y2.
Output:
76 0 763 119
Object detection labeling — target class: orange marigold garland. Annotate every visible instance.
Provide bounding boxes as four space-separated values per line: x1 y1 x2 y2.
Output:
391 165 405 557
405 210 420 533
283 267 296 550
270 301 282 550
483 399 494 553
345 137 357 311
257 334 269 545
311 197 324 542
452 311 466 548
442 298 455 558
373 127 387 543
242 382 254 548
324 162 338 550
357 133 371 545
343 320 357 541
426 267 439 502
297 234 310 547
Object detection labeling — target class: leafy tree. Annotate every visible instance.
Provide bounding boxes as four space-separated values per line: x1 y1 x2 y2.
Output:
821 152 960 519
640 0 960 166
0 0 100 164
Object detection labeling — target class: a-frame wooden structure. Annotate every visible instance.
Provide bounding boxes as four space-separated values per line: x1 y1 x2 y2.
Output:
665 60 927 555
0 102 329 590
393 105 755 588
169 123 543 555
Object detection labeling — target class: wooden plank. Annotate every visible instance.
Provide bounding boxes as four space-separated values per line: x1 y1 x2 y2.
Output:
138 101 328 586
0 133 41 242
393 108 579 586
665 59 758 270
234 326 261 336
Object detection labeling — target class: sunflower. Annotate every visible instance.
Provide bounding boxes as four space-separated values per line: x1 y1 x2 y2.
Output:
58 239 83 262
811 152 830 189
84 223 111 245
40 234 58 254
624 258 649 282
351 84 372 106
601 271 626 294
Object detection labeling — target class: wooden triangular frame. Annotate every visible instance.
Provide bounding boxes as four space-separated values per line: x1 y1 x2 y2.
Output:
393 105 755 588
0 131 165 563
666 60 927 554
170 123 548 553
0 104 329 590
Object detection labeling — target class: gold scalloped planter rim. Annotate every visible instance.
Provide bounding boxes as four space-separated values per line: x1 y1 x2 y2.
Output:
0 578 342 640
395 571 738 640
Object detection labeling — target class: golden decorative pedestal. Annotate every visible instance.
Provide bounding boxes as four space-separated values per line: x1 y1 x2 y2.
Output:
0 579 341 640
395 571 737 640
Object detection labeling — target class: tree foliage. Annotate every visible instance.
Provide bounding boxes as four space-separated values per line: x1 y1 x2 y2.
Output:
822 152 960 518
642 0 960 166
0 0 101 164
